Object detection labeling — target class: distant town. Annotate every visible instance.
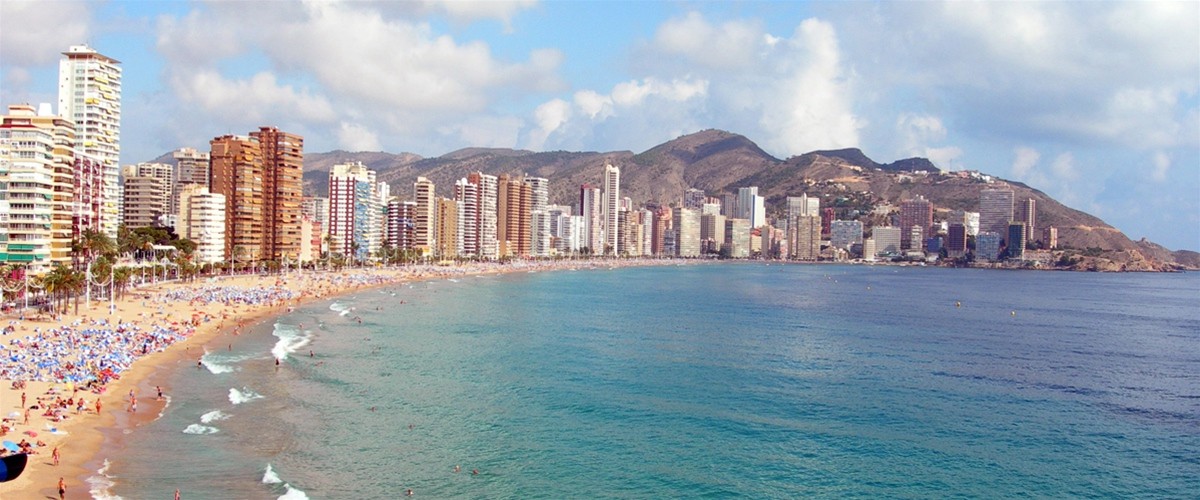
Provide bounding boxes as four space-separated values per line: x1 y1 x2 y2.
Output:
0 45 1127 282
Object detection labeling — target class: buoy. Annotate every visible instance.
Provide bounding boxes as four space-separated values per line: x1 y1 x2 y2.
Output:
955 301 961 308
1011 310 1016 316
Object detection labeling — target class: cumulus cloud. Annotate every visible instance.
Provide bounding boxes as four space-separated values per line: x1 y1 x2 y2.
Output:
148 0 561 155
1051 152 1078 181
337 122 382 152
1010 146 1040 180
0 1 91 66
532 13 861 156
895 113 961 169
651 12 763 70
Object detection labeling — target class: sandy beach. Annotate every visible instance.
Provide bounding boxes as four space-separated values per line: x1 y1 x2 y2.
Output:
0 258 683 498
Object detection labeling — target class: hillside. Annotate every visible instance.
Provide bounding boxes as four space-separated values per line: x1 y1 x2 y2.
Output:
142 129 1194 269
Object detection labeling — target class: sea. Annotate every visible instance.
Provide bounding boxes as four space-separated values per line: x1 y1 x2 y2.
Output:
89 263 1200 498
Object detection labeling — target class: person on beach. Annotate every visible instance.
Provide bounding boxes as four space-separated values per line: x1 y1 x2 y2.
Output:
157 386 164 400
21 391 25 408
58 477 66 500
176 488 181 500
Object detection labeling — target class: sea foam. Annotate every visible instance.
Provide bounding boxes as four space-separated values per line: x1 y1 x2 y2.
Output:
201 410 230 423
182 424 219 435
264 463 310 500
87 458 123 500
229 387 263 405
271 322 312 361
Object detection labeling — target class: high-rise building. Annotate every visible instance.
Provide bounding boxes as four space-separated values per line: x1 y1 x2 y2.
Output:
528 176 550 257
949 210 980 236
497 174 531 258
301 196 329 254
602 163 620 255
683 188 706 210
435 197 459 259
830 220 863 250
724 218 751 258
328 162 381 262
177 184 225 264
737 187 765 228
0 104 77 270
459 172 497 259
1017 197 1036 244
976 232 1002 261
121 163 173 228
252 127 303 262
979 188 1014 237
899 196 934 250
385 198 415 252
672 207 700 257
700 213 726 254
173 147 209 222
872 227 902 255
947 223 967 258
59 45 121 238
1007 222 1027 260
1043 226 1058 250
209 134 264 264
580 184 601 254
787 194 820 220
862 238 877 261
413 177 436 256
792 214 821 260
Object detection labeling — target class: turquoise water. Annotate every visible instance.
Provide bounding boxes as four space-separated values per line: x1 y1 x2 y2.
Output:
97 264 1200 498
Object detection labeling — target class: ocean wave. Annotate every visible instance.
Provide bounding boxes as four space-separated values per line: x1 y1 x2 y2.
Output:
87 458 124 500
271 322 313 361
201 350 235 374
329 301 350 312
263 463 282 484
229 387 264 405
279 485 310 500
264 463 310 500
201 410 230 424
339 309 351 317
182 424 219 435
154 395 172 421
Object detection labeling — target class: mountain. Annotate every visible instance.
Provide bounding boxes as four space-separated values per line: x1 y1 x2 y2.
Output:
142 129 1194 269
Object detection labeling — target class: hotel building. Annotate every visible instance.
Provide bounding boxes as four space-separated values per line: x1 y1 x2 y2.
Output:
58 45 121 238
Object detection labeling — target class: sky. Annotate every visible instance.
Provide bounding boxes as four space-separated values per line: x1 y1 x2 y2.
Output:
1 1 1197 251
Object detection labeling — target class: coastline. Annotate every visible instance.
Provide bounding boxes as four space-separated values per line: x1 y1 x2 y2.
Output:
0 258 685 498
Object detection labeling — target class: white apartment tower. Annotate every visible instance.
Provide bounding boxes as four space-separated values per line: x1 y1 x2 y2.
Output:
602 163 620 255
59 45 121 238
328 162 382 261
178 185 226 264
413 177 437 256
527 176 551 257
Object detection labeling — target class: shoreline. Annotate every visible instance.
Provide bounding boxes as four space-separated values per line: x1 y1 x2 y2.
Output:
0 258 686 498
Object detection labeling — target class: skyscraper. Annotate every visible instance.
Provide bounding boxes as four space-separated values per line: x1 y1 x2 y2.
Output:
454 178 478 257
979 188 1015 238
462 172 498 259
177 184 225 265
59 45 121 238
737 187 765 228
252 127 303 262
328 162 381 261
899 196 934 250
435 197 459 259
413 177 436 256
1017 197 1036 244
497 174 531 258
580 184 601 254
210 134 264 263
527 176 551 257
121 162 173 228
0 104 77 270
672 207 700 257
1007 222 1027 260
830 220 864 250
603 163 621 255
792 214 821 260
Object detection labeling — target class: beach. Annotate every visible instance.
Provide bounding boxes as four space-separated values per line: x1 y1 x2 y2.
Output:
0 259 677 498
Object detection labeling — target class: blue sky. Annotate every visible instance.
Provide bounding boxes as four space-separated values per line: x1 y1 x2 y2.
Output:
2 1 1197 251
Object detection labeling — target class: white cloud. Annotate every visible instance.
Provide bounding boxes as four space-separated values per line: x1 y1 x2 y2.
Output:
652 12 763 70
527 99 572 150
0 1 91 66
170 70 337 125
1151 152 1170 182
337 122 382 152
1051 152 1078 181
1010 146 1040 180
